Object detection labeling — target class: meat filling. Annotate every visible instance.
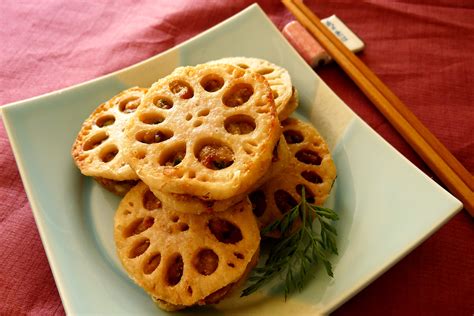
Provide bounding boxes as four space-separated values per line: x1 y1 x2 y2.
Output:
198 144 234 170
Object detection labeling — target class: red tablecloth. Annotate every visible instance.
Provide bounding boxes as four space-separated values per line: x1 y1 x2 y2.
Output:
1 1 473 314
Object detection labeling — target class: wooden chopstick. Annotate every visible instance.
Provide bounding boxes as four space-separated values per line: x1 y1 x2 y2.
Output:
282 0 474 215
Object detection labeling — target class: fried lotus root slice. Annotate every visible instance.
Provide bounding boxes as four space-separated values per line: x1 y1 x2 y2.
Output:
114 182 260 308
71 87 147 192
94 177 139 196
252 118 337 234
152 135 290 215
123 64 281 200
208 57 293 120
277 87 299 122
153 190 246 215
152 249 259 311
262 134 291 183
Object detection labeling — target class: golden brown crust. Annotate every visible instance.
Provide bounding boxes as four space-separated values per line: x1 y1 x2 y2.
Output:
93 177 139 196
152 249 259 311
152 298 184 312
114 182 260 307
208 57 294 120
252 118 337 234
153 190 246 215
277 87 299 121
71 87 147 181
123 64 281 200
152 135 290 215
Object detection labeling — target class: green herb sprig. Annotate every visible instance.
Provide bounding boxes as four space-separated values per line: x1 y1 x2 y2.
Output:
241 189 339 298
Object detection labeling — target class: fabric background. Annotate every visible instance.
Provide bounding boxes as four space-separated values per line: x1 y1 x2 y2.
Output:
0 0 473 314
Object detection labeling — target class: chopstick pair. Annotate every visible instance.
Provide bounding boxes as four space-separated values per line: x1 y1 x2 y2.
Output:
282 0 474 215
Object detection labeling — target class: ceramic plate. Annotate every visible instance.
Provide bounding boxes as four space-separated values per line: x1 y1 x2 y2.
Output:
1 4 462 315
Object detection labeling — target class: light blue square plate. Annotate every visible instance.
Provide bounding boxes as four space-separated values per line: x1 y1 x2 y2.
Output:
1 4 462 315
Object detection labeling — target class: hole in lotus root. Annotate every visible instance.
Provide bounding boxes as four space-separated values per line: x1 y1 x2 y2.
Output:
249 190 266 217
237 63 249 69
166 254 184 286
301 171 323 184
135 129 173 144
143 253 161 274
234 252 244 260
296 149 322 165
281 119 291 126
208 218 243 244
128 238 150 259
196 141 234 170
272 140 279 162
83 131 108 151
197 108 210 117
152 96 173 109
205 200 215 209
169 80 194 99
222 83 254 107
272 90 279 100
228 262 235 268
135 149 146 160
178 223 189 232
296 184 315 204
185 113 192 121
99 145 119 163
274 190 298 214
124 216 155 238
143 190 161 210
139 112 164 125
257 68 274 75
95 114 115 127
200 74 224 92
170 215 179 222
284 130 304 144
193 248 219 276
159 143 186 166
119 96 141 113
224 115 256 135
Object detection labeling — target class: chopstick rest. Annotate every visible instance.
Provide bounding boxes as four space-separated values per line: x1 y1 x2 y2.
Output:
282 0 474 215
282 16 364 68
322 15 364 53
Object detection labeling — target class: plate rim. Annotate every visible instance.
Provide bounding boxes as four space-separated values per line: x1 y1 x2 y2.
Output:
0 4 270 314
0 3 463 315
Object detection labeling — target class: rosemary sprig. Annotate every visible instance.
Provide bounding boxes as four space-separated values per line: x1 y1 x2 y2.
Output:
241 188 339 298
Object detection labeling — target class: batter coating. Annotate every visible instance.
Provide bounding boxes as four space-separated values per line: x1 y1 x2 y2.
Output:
71 87 146 194
153 136 290 214
250 118 336 233
208 57 294 120
114 182 260 307
123 64 280 200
